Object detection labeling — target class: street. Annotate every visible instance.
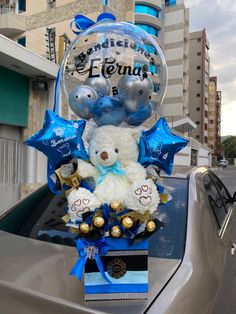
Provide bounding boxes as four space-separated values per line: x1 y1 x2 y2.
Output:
214 166 236 195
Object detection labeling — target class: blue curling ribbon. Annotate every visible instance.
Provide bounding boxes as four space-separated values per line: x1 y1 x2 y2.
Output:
70 12 116 35
96 161 126 185
70 238 111 284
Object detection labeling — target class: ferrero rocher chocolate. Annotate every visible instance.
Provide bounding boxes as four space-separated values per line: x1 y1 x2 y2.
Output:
79 223 90 234
94 216 105 228
110 225 122 238
122 216 133 229
146 221 156 232
110 200 123 211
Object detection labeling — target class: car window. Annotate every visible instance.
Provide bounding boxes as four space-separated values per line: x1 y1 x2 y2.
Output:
149 178 188 260
0 178 188 260
203 173 227 228
209 172 232 213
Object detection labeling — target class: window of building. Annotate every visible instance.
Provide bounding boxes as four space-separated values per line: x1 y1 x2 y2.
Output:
17 36 26 47
205 123 208 130
48 0 56 9
145 44 158 55
165 0 176 6
197 52 201 56
205 111 208 118
135 23 159 36
197 80 201 84
102 0 108 5
135 4 159 18
197 66 201 70
197 38 201 42
18 0 26 12
196 93 200 97
196 135 200 139
210 119 214 124
195 121 200 125
153 83 160 93
196 107 200 111
204 136 208 143
149 64 158 74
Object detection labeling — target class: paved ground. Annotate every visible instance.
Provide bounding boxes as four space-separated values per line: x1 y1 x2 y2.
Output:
214 165 236 195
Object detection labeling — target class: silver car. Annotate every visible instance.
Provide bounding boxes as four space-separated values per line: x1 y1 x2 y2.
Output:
0 166 235 314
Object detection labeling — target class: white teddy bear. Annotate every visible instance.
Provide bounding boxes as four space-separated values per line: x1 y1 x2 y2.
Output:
67 125 159 216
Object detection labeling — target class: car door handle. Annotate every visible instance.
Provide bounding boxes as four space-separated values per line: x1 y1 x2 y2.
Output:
231 243 236 256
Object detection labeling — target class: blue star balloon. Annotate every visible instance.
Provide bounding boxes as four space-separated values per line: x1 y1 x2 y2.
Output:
25 110 88 170
138 118 188 175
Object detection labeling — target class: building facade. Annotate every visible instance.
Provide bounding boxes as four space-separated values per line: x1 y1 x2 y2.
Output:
0 0 135 209
208 76 223 157
0 34 58 211
188 29 210 145
135 0 190 124
0 0 134 61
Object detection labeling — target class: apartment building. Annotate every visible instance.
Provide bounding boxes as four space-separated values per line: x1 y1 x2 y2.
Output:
208 76 222 157
188 29 210 145
134 0 195 134
0 0 134 61
0 0 135 208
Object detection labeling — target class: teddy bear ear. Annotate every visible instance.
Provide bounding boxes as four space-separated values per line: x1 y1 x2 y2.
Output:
130 127 145 142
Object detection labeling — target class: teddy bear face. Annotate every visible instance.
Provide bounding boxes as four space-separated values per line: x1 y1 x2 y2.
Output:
88 126 141 167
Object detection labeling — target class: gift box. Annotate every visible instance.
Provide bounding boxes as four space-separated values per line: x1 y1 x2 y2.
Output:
84 238 148 301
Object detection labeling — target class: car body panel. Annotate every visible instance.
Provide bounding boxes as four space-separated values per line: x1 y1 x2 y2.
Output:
0 231 180 314
0 166 235 314
147 167 236 314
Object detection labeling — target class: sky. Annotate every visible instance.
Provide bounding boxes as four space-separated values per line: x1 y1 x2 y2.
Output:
185 0 236 136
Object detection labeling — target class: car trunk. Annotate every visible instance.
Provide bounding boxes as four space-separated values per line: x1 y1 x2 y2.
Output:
0 231 181 314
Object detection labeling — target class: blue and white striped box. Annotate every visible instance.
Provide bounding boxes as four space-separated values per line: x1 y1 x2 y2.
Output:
84 238 148 301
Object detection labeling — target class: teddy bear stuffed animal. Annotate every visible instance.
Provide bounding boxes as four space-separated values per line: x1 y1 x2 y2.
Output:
67 125 160 218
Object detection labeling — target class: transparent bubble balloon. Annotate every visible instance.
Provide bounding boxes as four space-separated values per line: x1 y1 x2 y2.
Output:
61 20 168 127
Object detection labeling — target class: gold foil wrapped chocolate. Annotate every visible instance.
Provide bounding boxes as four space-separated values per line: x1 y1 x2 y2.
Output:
110 226 122 238
121 216 133 229
93 216 105 228
146 220 156 232
79 223 90 234
110 200 124 212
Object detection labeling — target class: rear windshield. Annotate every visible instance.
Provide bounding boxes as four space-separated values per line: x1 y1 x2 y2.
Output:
0 177 188 259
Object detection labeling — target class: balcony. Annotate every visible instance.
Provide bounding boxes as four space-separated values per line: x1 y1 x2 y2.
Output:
0 4 26 37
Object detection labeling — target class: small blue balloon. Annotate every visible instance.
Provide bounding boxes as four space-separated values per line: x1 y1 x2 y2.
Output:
93 96 126 126
68 85 98 120
126 103 152 126
138 118 188 175
25 110 88 170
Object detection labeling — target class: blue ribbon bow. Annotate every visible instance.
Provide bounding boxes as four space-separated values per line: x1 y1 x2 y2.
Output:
70 238 111 283
96 161 126 185
70 12 116 35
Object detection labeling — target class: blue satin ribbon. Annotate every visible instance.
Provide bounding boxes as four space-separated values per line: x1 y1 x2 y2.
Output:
96 161 126 185
70 238 111 284
70 12 116 35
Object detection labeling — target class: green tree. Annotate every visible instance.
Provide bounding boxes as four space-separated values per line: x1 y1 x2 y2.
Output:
223 136 236 158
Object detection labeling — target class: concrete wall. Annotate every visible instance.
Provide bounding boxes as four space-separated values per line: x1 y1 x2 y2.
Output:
174 141 211 167
174 146 191 166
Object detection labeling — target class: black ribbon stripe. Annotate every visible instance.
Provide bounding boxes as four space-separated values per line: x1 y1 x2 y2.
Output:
85 254 148 273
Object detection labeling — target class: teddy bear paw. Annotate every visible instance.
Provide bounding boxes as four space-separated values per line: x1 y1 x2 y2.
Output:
67 188 101 223
124 179 160 214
